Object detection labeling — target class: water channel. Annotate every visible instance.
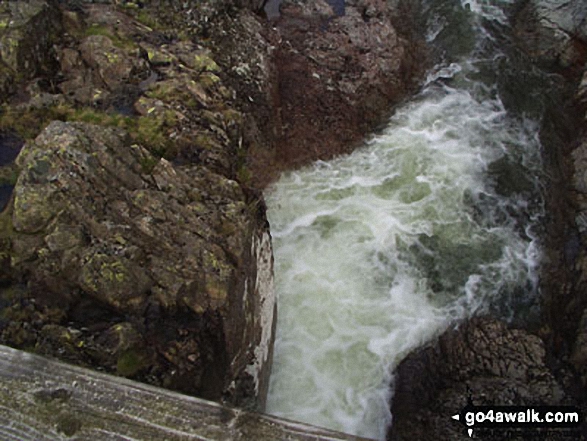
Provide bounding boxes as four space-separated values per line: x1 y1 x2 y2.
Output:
265 1 549 438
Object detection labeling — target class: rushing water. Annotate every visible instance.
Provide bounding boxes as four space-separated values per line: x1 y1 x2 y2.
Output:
265 1 545 439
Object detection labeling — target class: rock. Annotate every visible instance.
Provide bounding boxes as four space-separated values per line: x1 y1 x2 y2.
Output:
0 0 62 95
563 92 587 398
578 67 587 107
0 0 427 417
534 0 587 41
3 120 276 410
571 310 587 387
388 317 564 440
135 0 266 39
57 5 151 107
247 0 427 186
79 34 143 90
512 0 587 420
514 0 587 70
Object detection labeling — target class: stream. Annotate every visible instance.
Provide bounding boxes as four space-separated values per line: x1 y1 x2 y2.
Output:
265 0 548 438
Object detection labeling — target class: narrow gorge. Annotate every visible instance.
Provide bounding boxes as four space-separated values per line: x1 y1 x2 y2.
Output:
0 0 585 440
265 0 551 438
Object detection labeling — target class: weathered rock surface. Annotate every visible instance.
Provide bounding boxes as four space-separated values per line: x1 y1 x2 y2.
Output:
0 0 277 411
244 0 427 187
0 0 62 96
513 0 587 71
389 318 566 440
0 0 426 420
3 119 276 408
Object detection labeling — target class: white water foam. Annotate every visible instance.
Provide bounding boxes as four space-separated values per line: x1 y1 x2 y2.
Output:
265 1 543 439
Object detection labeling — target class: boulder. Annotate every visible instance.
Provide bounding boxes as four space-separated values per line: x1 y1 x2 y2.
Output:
0 0 62 99
2 120 276 410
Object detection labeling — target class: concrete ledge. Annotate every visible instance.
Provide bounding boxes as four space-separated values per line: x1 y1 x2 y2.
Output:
0 344 371 440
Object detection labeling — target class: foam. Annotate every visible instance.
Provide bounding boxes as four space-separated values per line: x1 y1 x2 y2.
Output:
265 1 543 438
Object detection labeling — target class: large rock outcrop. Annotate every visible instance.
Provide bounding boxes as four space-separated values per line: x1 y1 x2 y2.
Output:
5 121 274 407
388 318 566 440
0 0 276 410
238 0 427 187
0 0 427 418
513 0 587 392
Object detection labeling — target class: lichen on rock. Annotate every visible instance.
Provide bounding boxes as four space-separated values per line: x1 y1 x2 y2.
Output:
0 0 428 419
0 0 62 89
1 119 276 408
0 0 281 411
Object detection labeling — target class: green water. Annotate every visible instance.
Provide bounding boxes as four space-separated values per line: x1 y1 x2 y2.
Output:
265 1 545 438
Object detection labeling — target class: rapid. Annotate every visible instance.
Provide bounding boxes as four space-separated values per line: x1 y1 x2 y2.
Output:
265 1 546 438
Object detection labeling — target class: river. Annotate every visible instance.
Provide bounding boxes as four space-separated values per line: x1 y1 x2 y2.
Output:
265 0 546 439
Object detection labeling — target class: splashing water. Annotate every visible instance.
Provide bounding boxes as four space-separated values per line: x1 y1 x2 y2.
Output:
265 0 544 439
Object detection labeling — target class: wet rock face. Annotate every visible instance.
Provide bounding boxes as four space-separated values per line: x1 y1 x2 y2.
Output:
513 0 587 71
243 0 427 187
512 0 587 389
388 318 564 440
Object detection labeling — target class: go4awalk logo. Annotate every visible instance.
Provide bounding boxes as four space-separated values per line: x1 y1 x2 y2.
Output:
451 404 583 438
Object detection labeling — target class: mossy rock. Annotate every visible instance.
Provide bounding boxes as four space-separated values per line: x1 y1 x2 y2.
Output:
0 0 62 83
116 349 149 377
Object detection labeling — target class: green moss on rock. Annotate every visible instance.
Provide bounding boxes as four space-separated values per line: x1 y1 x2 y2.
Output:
84 24 137 51
79 252 152 313
116 349 148 377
